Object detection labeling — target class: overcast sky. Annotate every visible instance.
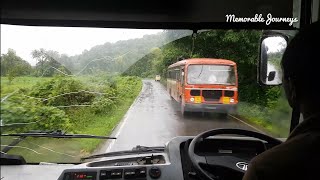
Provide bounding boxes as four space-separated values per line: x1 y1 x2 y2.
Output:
263 36 287 53
1 24 162 66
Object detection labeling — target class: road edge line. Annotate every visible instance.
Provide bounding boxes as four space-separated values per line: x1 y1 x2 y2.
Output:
228 114 265 133
104 80 145 153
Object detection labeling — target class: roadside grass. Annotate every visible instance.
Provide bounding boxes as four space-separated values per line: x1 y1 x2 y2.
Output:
1 99 140 163
1 137 82 163
236 100 291 138
1 76 142 163
0 77 52 97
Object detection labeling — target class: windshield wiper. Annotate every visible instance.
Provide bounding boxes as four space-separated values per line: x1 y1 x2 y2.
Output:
81 145 165 161
1 130 116 139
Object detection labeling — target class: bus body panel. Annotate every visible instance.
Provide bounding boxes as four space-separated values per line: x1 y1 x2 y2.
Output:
167 58 238 114
167 78 180 102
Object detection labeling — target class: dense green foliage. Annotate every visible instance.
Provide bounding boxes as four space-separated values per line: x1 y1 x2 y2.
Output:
0 77 52 97
29 77 95 106
1 93 71 132
1 76 142 134
1 76 142 162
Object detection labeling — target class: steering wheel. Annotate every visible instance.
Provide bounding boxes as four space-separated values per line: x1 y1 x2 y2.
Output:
188 128 283 180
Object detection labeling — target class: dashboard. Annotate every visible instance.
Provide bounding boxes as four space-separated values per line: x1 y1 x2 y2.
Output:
1 136 272 180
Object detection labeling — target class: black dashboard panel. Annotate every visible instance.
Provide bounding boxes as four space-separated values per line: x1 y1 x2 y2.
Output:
87 155 166 167
57 136 273 180
63 171 97 180
59 158 172 180
195 138 266 160
179 138 266 180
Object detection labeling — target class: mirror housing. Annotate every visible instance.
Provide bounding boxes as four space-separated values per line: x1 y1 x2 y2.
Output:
258 32 289 85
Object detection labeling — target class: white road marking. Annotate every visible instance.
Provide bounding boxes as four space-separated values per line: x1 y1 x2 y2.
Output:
105 113 128 152
105 81 145 153
228 114 264 133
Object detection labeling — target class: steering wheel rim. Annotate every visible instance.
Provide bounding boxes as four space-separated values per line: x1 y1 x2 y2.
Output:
188 128 282 180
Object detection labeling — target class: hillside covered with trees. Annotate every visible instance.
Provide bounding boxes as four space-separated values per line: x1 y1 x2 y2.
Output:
123 30 291 136
54 30 191 75
1 30 191 79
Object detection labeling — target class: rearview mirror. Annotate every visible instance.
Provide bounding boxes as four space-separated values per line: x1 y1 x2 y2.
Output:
259 35 288 85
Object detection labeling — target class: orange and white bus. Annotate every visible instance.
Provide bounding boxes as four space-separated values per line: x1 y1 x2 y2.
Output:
167 58 238 115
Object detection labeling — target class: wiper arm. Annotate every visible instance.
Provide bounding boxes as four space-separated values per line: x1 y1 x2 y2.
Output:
81 145 165 161
1 130 116 139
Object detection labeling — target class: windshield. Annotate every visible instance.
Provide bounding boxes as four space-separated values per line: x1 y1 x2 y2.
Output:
187 65 236 85
1 25 291 164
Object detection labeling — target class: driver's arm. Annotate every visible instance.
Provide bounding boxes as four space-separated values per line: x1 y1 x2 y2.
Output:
242 144 283 180
242 160 259 180
242 131 316 180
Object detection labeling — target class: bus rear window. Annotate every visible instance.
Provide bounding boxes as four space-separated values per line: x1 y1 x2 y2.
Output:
187 65 236 85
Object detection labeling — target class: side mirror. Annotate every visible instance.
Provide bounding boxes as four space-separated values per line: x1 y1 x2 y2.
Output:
259 35 288 85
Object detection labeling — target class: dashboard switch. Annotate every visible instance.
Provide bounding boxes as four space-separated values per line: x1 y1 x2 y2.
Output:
100 169 123 179
100 170 111 179
124 167 147 179
138 167 147 178
110 169 123 178
124 169 136 179
149 167 161 179
100 170 107 177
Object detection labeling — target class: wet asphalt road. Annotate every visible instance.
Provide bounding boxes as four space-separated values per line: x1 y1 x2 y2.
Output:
99 80 259 153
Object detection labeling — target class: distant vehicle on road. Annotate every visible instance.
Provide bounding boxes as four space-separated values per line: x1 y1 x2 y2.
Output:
155 75 161 81
167 58 238 115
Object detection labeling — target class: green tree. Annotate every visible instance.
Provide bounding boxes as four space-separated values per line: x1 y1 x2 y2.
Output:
31 49 72 77
1 49 33 83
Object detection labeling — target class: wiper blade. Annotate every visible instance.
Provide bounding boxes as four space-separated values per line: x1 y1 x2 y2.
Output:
81 145 165 161
0 120 40 127
0 130 116 139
